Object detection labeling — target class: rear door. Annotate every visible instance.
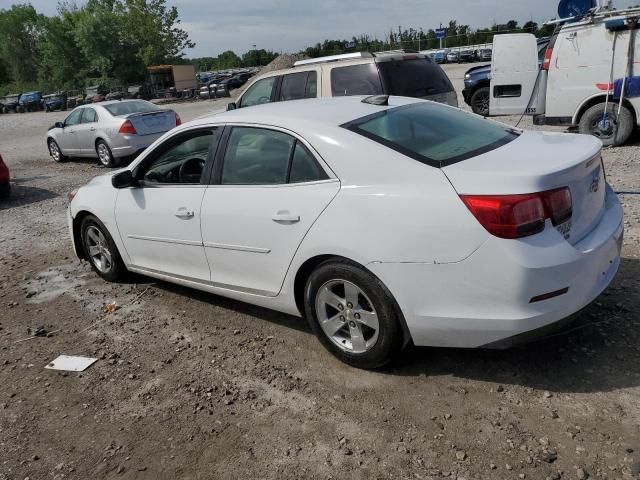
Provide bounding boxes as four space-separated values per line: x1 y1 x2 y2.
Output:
489 34 540 115
200 126 339 296
276 71 319 101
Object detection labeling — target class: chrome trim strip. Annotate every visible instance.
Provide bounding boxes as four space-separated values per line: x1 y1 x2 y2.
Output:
128 265 275 297
203 242 270 254
127 234 203 247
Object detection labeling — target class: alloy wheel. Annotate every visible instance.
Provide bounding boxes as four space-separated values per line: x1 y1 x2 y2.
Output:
49 141 61 161
85 226 112 273
315 280 380 354
97 143 111 166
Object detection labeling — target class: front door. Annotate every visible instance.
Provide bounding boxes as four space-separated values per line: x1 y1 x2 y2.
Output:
201 126 339 296
115 128 219 280
58 109 83 154
75 107 99 155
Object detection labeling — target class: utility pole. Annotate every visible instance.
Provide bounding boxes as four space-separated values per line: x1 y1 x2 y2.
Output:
439 22 443 49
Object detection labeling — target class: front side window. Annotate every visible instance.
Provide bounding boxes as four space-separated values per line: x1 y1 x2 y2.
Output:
343 102 519 167
239 77 277 108
221 127 328 185
331 64 383 97
81 108 97 123
142 131 213 184
64 109 83 126
279 71 317 101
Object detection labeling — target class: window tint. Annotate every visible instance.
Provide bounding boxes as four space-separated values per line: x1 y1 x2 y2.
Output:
64 109 83 126
240 77 277 108
279 71 317 101
142 131 213 184
331 64 383 96
81 108 97 123
289 143 327 183
222 128 294 185
377 58 454 98
344 102 518 167
104 100 159 116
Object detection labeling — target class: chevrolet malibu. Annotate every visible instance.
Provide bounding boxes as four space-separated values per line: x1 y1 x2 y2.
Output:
47 100 181 167
67 96 623 369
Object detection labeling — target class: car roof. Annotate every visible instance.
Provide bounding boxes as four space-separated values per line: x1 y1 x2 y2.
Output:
187 96 423 132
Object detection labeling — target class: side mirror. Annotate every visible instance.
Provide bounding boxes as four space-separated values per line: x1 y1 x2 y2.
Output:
112 170 136 189
226 102 237 111
55 121 64 129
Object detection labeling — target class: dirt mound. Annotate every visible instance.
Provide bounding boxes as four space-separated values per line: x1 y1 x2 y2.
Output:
259 53 309 75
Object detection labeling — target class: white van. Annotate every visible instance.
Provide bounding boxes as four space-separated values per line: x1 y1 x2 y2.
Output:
489 7 640 146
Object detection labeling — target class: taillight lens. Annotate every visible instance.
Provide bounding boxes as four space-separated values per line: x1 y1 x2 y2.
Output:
175 113 182 126
542 48 553 71
460 187 572 239
118 120 137 135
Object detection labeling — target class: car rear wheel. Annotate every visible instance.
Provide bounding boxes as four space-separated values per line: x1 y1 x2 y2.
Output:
81 215 126 282
579 103 634 147
0 183 10 198
470 87 490 117
304 260 404 369
96 140 118 167
48 139 67 163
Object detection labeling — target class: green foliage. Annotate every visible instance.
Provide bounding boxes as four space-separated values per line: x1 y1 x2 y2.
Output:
0 4 44 84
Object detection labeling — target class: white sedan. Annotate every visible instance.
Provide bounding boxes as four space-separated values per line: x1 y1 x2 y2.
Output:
67 96 624 369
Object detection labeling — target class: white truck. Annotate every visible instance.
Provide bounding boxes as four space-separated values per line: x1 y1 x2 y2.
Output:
489 6 640 146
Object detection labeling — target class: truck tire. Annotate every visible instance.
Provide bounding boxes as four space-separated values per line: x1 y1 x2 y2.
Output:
579 103 634 147
470 87 490 116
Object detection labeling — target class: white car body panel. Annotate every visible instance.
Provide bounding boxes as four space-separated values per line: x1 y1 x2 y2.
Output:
68 97 624 349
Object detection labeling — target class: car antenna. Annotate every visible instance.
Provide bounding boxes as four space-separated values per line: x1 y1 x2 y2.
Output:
362 95 389 106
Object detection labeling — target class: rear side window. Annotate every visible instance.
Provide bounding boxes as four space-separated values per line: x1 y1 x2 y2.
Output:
240 77 277 108
81 108 97 123
279 71 317 101
377 58 454 98
342 102 519 167
289 143 328 183
331 64 383 96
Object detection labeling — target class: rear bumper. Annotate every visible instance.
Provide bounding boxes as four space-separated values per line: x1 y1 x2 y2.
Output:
368 186 624 348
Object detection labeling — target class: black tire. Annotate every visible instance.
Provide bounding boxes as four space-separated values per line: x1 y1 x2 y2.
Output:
0 182 10 198
80 215 126 282
579 103 634 147
48 138 68 163
470 86 490 116
304 259 404 369
96 140 118 167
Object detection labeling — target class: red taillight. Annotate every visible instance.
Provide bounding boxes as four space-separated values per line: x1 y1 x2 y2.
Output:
118 120 137 135
175 113 182 126
460 187 572 239
542 48 553 71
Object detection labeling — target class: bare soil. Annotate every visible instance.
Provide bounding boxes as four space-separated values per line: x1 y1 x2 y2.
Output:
0 64 639 480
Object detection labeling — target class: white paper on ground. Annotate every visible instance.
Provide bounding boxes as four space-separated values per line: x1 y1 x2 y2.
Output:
45 355 98 372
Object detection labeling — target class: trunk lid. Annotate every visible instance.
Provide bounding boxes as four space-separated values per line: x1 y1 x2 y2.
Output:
443 131 605 245
125 110 177 136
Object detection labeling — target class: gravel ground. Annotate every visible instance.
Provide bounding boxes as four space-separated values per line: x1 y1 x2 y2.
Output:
0 63 639 480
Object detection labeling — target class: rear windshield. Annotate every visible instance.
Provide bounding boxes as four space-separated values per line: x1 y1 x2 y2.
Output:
104 100 159 116
377 58 454 98
342 102 519 167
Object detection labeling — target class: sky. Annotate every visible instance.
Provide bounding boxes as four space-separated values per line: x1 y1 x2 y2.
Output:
5 0 640 57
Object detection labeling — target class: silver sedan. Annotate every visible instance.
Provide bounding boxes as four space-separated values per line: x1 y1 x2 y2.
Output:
46 100 181 167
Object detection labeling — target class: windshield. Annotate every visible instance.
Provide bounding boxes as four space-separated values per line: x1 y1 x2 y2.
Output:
342 102 519 167
377 58 454 98
104 100 160 116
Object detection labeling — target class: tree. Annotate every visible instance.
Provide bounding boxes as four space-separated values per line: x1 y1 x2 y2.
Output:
523 21 539 34
0 4 43 84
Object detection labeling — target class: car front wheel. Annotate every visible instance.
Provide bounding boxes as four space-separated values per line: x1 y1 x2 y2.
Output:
80 215 126 282
304 260 404 369
470 87 490 117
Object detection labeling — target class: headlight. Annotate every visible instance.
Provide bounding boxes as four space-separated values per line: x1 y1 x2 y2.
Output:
464 74 471 79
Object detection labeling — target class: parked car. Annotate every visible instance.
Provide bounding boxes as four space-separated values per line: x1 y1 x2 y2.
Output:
458 50 475 63
18 91 43 112
67 96 623 368
446 51 460 63
85 85 108 104
46 100 181 167
463 37 551 116
199 75 232 99
43 92 67 112
0 152 10 198
476 48 492 61
3 94 21 113
228 51 458 110
432 50 447 64
105 87 131 101
212 72 255 97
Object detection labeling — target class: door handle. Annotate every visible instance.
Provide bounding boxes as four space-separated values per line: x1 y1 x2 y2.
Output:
175 208 195 219
272 211 300 224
